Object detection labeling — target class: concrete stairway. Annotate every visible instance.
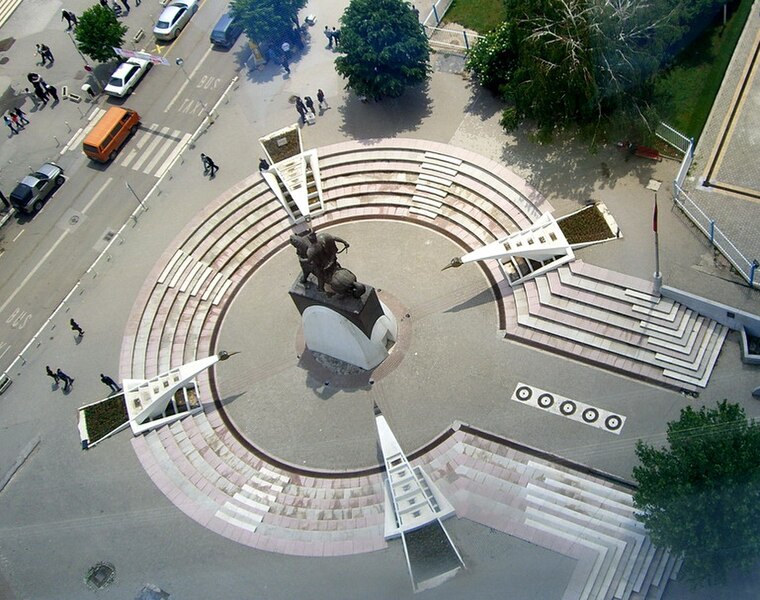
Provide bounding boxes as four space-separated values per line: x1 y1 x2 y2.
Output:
424 428 681 600
505 260 728 391
120 139 688 598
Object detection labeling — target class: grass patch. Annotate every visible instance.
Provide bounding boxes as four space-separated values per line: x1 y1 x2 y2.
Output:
654 0 752 140
83 395 128 443
442 0 505 33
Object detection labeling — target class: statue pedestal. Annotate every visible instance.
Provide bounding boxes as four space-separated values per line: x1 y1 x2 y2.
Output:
289 277 397 370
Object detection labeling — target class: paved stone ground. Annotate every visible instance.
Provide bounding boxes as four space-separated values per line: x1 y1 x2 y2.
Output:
682 4 760 275
1 0 760 598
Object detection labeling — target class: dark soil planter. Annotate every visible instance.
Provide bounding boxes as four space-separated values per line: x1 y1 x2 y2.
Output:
558 204 615 244
83 395 129 443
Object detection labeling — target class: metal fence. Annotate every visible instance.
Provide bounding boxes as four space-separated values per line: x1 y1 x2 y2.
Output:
421 0 457 27
660 123 760 287
423 25 480 53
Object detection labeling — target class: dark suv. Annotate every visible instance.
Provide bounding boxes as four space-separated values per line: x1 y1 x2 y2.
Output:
10 162 65 214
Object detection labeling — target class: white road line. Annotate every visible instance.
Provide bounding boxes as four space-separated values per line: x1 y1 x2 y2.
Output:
64 109 105 155
132 126 170 171
0 230 69 315
165 45 213 112
154 132 192 179
165 79 190 113
0 345 9 360
12 230 24 242
121 123 159 168
143 129 180 174
81 177 113 213
60 127 83 155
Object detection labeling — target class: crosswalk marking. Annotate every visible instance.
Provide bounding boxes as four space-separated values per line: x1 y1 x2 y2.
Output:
61 117 191 179
121 122 159 168
132 125 171 171
143 133 178 174
155 132 192 179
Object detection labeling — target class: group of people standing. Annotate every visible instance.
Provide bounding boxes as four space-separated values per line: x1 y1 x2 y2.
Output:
25 72 59 109
324 26 341 49
294 90 328 124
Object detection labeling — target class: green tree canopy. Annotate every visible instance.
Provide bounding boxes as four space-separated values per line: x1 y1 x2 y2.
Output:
466 0 729 138
335 0 431 101
230 0 306 46
633 400 760 587
74 5 127 63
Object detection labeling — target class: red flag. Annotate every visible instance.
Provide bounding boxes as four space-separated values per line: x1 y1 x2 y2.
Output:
653 196 658 233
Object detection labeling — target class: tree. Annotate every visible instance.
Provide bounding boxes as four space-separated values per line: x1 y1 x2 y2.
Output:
466 0 727 139
633 400 760 587
74 5 127 63
230 0 307 46
335 0 431 101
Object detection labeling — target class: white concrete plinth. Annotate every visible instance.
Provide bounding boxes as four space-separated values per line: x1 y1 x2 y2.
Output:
302 301 397 370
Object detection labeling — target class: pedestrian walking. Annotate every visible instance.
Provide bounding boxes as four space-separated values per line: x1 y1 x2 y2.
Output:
119 0 130 13
46 366 60 386
56 368 74 390
37 44 54 64
70 318 84 337
201 153 219 177
258 157 270 172
35 44 48 65
9 112 24 130
13 107 29 125
45 84 59 103
317 89 328 111
3 115 18 135
332 27 341 47
324 25 333 48
61 10 78 29
100 374 121 393
33 86 48 105
304 96 315 116
282 56 290 75
295 97 306 124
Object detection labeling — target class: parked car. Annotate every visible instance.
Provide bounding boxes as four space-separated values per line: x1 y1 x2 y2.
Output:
105 57 152 97
153 0 199 41
9 162 65 214
210 12 243 48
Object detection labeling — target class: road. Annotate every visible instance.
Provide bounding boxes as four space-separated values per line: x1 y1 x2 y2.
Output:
0 0 244 377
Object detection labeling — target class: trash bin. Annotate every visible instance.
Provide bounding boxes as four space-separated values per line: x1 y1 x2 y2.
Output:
81 83 95 99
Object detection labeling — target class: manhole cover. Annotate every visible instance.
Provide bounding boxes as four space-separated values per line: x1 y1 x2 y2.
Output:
0 38 15 52
0 57 8 65
85 562 115 590
69 215 80 225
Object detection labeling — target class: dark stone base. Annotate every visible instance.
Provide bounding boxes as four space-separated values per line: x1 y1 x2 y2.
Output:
289 276 385 338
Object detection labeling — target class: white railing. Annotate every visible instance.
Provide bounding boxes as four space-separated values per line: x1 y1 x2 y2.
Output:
422 0 457 27
423 25 481 53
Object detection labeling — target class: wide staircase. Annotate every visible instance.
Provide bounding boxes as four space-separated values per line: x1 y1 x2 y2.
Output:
121 138 703 595
425 427 682 600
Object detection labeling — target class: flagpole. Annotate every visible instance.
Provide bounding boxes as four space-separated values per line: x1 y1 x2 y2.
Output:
653 191 662 296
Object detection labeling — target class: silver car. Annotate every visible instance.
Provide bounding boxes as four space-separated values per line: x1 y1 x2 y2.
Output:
9 162 65 214
153 0 199 41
